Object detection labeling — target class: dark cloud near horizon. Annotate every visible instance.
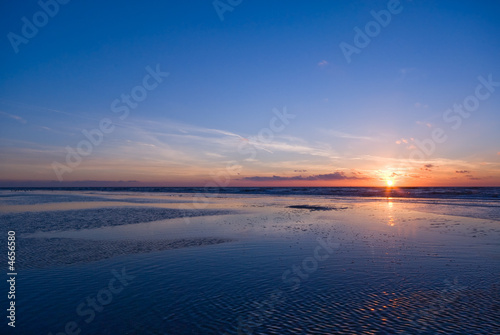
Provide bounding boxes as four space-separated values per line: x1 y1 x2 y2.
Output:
242 171 369 182
421 164 435 171
456 170 470 174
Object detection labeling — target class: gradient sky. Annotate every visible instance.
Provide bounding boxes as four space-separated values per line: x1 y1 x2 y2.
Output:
1 0 500 187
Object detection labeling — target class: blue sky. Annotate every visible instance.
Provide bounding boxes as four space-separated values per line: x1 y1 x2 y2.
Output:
1 0 500 186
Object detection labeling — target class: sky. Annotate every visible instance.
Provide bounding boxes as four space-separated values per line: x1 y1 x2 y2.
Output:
1 0 500 187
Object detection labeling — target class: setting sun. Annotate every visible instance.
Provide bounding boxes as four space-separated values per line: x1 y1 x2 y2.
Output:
386 180 394 187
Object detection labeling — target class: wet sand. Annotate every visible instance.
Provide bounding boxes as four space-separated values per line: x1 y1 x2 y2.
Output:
17 237 234 269
0 190 499 334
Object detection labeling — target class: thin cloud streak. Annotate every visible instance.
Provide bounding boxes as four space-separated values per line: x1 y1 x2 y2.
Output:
324 129 377 141
0 111 27 124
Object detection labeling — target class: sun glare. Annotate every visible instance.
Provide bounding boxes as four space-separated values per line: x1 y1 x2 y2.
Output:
386 180 394 187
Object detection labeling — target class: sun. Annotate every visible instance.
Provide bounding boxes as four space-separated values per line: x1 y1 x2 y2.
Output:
386 179 394 187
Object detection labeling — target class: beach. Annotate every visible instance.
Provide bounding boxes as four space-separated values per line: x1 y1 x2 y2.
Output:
1 188 499 334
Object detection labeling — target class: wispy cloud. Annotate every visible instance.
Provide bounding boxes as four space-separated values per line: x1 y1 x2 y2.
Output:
137 120 339 159
0 99 96 121
254 140 337 157
395 138 410 144
397 67 426 82
0 111 26 124
416 121 432 128
325 129 376 141
414 102 429 109
37 125 76 136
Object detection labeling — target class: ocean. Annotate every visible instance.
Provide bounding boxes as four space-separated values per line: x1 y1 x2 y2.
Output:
4 186 500 199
